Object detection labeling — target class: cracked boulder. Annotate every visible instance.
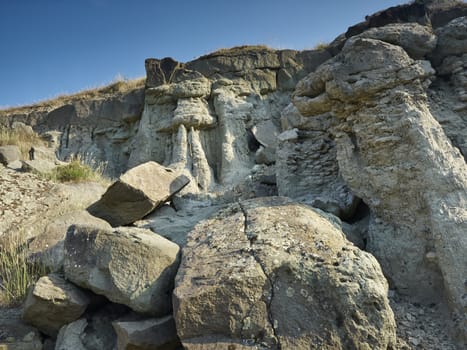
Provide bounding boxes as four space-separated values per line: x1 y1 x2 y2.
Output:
173 197 396 350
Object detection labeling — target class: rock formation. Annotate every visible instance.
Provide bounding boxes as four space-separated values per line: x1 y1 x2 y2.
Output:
0 1 466 349
289 15 467 338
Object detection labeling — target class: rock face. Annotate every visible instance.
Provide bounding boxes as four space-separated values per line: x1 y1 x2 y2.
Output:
87 161 190 226
128 47 331 195
0 84 145 177
291 23 467 337
64 225 180 316
22 273 91 337
174 197 396 350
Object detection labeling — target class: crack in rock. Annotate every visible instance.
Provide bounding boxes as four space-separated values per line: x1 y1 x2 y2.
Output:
238 202 281 350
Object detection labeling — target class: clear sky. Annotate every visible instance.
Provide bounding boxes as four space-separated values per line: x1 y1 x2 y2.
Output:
0 0 408 108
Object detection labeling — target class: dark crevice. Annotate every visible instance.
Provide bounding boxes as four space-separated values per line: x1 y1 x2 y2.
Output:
238 202 281 350
345 200 370 224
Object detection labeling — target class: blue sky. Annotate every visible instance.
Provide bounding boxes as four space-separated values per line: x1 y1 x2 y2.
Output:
0 0 408 108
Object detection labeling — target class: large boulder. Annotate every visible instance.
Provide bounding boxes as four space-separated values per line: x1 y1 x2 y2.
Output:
64 225 180 316
173 197 396 350
22 273 91 337
87 161 190 227
113 316 181 350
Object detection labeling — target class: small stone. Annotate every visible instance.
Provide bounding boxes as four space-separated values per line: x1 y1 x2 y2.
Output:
409 337 421 346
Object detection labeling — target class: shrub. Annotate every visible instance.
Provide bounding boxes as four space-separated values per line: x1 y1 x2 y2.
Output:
45 157 108 184
0 234 48 306
313 42 329 50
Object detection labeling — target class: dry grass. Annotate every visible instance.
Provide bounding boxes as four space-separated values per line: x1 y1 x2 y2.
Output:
0 126 46 158
0 77 145 117
0 233 48 306
313 42 329 50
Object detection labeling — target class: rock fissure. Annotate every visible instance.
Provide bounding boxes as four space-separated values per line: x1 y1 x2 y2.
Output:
238 202 281 350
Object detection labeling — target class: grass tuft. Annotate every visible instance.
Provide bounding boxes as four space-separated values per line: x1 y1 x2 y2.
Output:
313 42 329 50
0 234 48 306
44 155 109 184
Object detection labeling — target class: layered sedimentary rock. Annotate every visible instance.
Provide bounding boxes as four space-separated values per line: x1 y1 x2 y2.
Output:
291 23 467 337
0 85 145 176
128 47 331 194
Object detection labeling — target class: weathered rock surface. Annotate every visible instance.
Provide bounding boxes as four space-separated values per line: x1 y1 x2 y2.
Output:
134 202 224 246
0 145 22 166
174 197 396 349
292 32 467 340
0 167 54 236
113 315 181 350
0 83 145 177
28 210 112 271
88 161 190 226
128 46 331 197
357 22 437 59
64 225 180 315
346 0 467 38
276 105 357 220
22 273 91 337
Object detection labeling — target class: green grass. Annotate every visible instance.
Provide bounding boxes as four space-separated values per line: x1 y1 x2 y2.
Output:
0 234 48 306
45 157 108 184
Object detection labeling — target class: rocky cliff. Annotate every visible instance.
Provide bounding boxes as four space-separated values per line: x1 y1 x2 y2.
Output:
1 0 466 349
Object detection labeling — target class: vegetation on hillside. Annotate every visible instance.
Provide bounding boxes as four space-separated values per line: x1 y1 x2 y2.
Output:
313 41 329 50
0 76 145 116
202 45 275 58
0 126 46 158
0 234 48 306
44 157 109 184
